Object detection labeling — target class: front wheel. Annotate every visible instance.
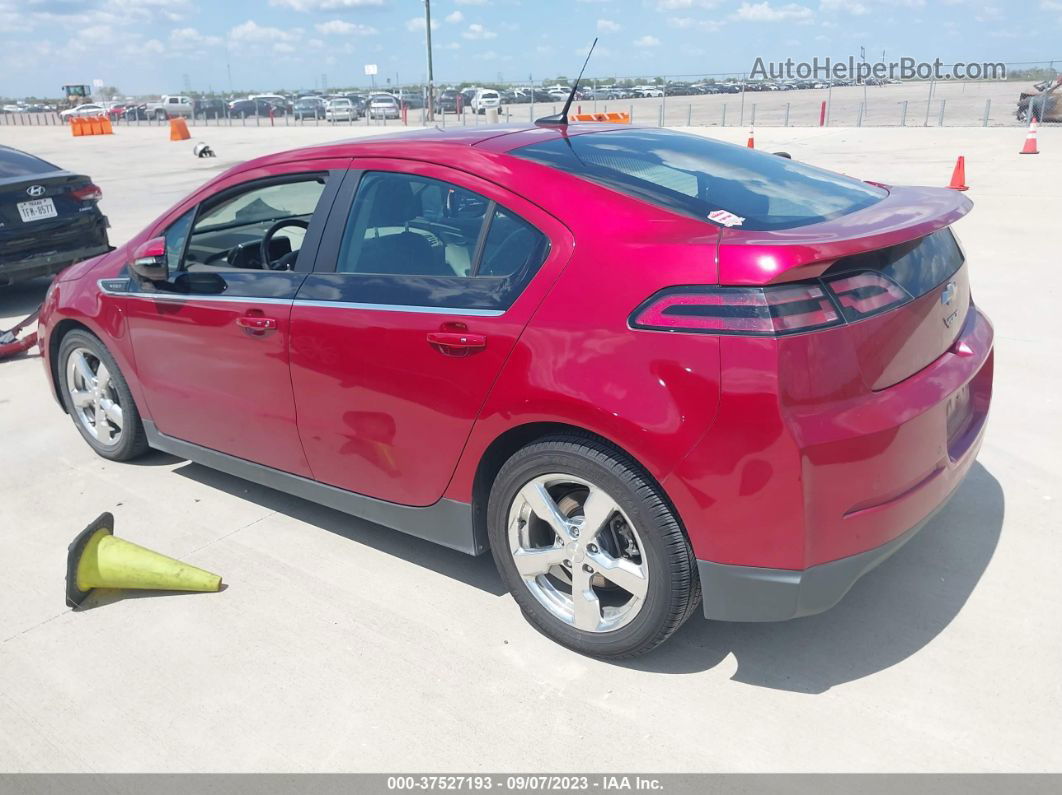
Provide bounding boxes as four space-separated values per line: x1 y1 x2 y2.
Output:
488 436 701 658
57 330 149 461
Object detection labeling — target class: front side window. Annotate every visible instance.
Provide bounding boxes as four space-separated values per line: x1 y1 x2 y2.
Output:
182 176 327 272
513 128 886 231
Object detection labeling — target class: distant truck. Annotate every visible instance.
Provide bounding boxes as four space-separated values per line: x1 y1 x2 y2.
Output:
144 95 195 121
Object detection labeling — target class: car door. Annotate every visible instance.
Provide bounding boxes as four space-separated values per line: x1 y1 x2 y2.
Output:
121 159 349 475
289 161 575 506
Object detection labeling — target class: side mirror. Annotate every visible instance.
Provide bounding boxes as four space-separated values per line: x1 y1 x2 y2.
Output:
130 237 168 283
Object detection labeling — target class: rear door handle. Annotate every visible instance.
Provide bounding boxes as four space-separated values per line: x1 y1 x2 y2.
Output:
236 316 278 332
426 331 487 356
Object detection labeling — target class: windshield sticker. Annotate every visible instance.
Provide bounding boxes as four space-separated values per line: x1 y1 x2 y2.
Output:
708 210 745 227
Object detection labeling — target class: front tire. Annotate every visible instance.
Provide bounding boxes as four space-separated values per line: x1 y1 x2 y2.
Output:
488 436 701 658
57 330 149 461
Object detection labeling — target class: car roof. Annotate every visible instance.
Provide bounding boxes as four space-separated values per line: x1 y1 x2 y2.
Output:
230 122 637 178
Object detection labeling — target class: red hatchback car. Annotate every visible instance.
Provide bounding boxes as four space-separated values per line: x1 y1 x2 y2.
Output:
38 125 993 657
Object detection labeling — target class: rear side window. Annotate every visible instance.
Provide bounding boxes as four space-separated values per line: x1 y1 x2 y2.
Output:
0 147 59 178
512 128 886 231
322 171 549 311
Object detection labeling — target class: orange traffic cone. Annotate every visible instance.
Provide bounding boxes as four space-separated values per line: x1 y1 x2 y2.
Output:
1020 119 1039 155
169 117 190 141
947 156 969 191
746 127 755 148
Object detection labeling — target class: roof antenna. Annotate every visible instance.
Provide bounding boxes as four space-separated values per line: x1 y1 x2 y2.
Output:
535 37 597 127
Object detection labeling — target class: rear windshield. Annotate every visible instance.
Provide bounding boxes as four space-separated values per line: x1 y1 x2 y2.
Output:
512 128 887 231
0 146 59 178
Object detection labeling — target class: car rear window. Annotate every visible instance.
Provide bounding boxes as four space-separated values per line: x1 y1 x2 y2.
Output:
511 128 887 231
0 146 60 178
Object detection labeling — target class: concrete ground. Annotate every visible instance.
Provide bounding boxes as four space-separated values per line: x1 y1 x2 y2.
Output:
0 124 1059 772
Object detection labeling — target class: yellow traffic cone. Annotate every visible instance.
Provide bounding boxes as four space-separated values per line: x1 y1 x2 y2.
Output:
66 513 222 608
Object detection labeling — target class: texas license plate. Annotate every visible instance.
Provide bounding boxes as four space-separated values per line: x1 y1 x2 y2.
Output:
18 197 57 222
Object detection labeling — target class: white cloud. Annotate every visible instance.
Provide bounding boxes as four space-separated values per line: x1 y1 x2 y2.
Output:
315 19 378 35
269 0 383 10
668 16 726 30
1041 0 1062 9
819 0 868 11
141 38 165 55
273 41 297 54
633 34 661 47
445 11 464 23
406 16 439 31
169 27 223 49
462 23 497 39
731 2 814 22
230 20 298 42
597 18 621 31
656 0 719 8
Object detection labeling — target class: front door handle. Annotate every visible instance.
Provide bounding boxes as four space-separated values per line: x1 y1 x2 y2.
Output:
426 331 487 357
236 315 278 332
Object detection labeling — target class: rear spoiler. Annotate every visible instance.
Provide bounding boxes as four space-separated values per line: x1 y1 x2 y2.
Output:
715 185 973 285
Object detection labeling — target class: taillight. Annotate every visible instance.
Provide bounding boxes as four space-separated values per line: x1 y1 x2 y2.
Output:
823 271 910 321
71 184 102 203
630 283 843 336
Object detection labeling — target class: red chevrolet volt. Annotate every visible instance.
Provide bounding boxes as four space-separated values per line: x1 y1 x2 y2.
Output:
38 125 993 657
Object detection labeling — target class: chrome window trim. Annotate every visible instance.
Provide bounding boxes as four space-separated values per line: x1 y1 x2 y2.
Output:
97 281 504 316
293 299 505 317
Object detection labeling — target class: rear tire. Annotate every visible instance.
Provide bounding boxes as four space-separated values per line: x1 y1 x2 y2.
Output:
57 330 149 462
488 435 701 658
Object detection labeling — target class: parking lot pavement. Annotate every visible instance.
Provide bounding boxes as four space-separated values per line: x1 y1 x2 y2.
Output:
1 124 1059 772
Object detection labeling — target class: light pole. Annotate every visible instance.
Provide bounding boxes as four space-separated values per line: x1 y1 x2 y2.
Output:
424 0 435 121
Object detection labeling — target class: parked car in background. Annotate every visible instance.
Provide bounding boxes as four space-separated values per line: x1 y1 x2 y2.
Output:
249 94 291 114
60 104 106 120
144 95 195 121
470 89 501 115
293 97 325 121
398 92 424 110
1017 75 1062 122
195 99 227 120
0 145 110 286
120 104 152 121
227 98 280 119
367 94 400 120
434 90 463 113
324 98 358 122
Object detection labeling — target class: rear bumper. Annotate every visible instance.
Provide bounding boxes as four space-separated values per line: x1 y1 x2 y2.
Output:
698 477 963 621
0 242 111 286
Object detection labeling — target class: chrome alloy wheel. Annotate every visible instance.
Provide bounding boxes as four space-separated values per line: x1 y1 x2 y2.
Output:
65 347 123 444
507 474 649 633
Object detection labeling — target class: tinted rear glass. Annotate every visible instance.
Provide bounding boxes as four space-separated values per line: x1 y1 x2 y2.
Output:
512 128 886 231
0 147 59 179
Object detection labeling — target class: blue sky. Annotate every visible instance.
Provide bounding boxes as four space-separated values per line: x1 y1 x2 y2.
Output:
1 0 1059 97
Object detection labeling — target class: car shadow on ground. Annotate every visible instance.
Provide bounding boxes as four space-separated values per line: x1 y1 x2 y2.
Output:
623 462 1004 693
172 457 1001 693
172 462 508 597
